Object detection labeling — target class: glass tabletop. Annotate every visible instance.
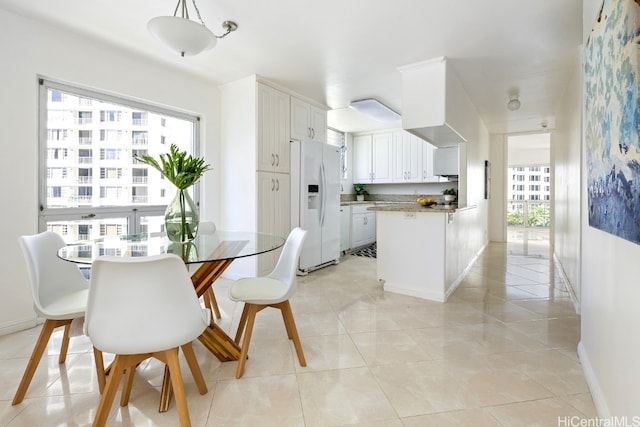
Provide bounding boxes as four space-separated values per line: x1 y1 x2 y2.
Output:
57 230 286 265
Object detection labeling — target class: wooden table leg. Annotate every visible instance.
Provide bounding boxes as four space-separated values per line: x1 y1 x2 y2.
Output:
159 365 173 413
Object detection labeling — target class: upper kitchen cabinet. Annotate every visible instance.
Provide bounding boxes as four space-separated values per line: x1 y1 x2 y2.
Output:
392 130 422 183
399 57 479 148
421 140 443 183
291 97 327 144
433 146 459 177
353 132 392 183
257 84 290 173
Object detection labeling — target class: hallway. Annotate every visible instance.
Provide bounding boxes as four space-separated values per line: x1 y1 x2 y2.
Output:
0 239 595 426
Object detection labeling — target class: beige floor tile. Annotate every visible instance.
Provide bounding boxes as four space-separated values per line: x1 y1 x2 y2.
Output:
1 239 593 426
487 396 587 427
293 334 365 372
208 375 304 426
350 330 432 366
297 367 397 426
402 408 503 426
562 393 598 418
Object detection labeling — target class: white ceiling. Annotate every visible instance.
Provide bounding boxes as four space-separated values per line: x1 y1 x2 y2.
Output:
0 0 583 135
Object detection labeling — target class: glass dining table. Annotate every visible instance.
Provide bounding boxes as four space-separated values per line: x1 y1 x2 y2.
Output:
58 229 285 411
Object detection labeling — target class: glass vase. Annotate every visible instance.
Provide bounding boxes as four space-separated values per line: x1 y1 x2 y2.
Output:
165 189 199 243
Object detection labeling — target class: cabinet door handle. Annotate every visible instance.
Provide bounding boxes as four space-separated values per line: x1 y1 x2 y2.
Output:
271 178 275 191
311 128 315 139
271 153 275 166
275 154 279 166
364 216 368 225
275 179 279 191
308 127 312 138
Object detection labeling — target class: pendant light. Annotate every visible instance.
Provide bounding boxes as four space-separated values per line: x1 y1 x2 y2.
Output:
148 0 237 57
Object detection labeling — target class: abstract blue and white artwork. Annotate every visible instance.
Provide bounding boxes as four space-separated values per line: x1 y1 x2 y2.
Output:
585 0 640 244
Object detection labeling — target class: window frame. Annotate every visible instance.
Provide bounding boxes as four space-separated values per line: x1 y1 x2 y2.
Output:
38 78 202 236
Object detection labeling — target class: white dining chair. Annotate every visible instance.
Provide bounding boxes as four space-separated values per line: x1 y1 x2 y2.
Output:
13 231 89 405
85 254 210 427
229 227 308 378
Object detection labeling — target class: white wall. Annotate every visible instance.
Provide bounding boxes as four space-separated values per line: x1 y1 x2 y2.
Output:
488 134 507 242
0 9 221 334
575 0 640 418
508 146 550 166
553 47 583 309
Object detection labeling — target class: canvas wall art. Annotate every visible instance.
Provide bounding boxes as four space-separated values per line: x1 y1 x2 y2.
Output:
585 0 640 244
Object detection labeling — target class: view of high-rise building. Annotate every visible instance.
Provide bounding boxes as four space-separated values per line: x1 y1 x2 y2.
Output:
41 82 197 243
507 165 551 228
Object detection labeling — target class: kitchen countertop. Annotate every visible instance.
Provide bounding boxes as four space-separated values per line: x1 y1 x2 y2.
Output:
366 203 476 213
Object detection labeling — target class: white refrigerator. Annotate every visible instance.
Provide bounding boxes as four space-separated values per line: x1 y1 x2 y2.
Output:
290 139 341 274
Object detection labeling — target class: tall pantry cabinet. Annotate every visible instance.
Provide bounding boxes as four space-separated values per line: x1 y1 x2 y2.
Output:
221 76 291 277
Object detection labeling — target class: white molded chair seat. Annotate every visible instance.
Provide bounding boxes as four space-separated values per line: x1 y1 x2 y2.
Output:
229 277 289 304
85 254 210 427
229 227 308 378
13 231 89 405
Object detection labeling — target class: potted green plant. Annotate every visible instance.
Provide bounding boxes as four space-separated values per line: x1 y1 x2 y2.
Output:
135 144 212 243
353 183 368 201
442 188 457 203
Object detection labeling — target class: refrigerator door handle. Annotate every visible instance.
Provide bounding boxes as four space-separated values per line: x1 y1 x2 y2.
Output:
320 161 326 227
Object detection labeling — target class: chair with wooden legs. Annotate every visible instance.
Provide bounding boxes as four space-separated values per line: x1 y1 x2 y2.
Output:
85 254 210 427
229 227 308 378
13 231 89 405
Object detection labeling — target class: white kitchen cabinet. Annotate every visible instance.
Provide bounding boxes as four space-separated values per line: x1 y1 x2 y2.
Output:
257 84 290 173
221 76 293 278
340 205 351 252
291 97 327 144
351 204 376 248
353 132 393 183
392 130 422 182
257 171 290 275
421 140 442 183
433 146 459 177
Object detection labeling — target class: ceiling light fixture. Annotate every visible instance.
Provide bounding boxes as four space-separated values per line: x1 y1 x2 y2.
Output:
507 94 521 111
148 0 237 57
349 98 401 122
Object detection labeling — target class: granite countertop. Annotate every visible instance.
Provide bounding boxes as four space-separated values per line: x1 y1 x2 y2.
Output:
366 203 476 213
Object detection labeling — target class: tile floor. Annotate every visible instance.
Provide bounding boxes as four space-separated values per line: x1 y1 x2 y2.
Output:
0 238 596 426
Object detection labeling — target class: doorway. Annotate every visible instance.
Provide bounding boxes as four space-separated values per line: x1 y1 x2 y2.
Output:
506 133 551 251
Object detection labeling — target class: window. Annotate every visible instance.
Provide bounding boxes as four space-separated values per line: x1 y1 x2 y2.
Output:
517 175 525 181
530 194 540 200
100 129 123 142
327 127 347 180
544 176 550 182
529 185 540 191
529 175 540 181
516 185 524 191
530 166 540 172
100 110 122 122
39 78 200 240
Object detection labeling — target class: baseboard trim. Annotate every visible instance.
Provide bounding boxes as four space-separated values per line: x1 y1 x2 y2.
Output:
553 251 580 314
0 318 37 337
577 341 609 418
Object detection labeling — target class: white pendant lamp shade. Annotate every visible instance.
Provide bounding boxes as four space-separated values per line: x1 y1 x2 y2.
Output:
148 16 216 57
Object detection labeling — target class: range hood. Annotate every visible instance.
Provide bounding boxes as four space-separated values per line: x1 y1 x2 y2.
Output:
399 57 477 147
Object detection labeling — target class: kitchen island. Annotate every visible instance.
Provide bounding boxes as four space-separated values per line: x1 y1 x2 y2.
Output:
368 203 482 302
